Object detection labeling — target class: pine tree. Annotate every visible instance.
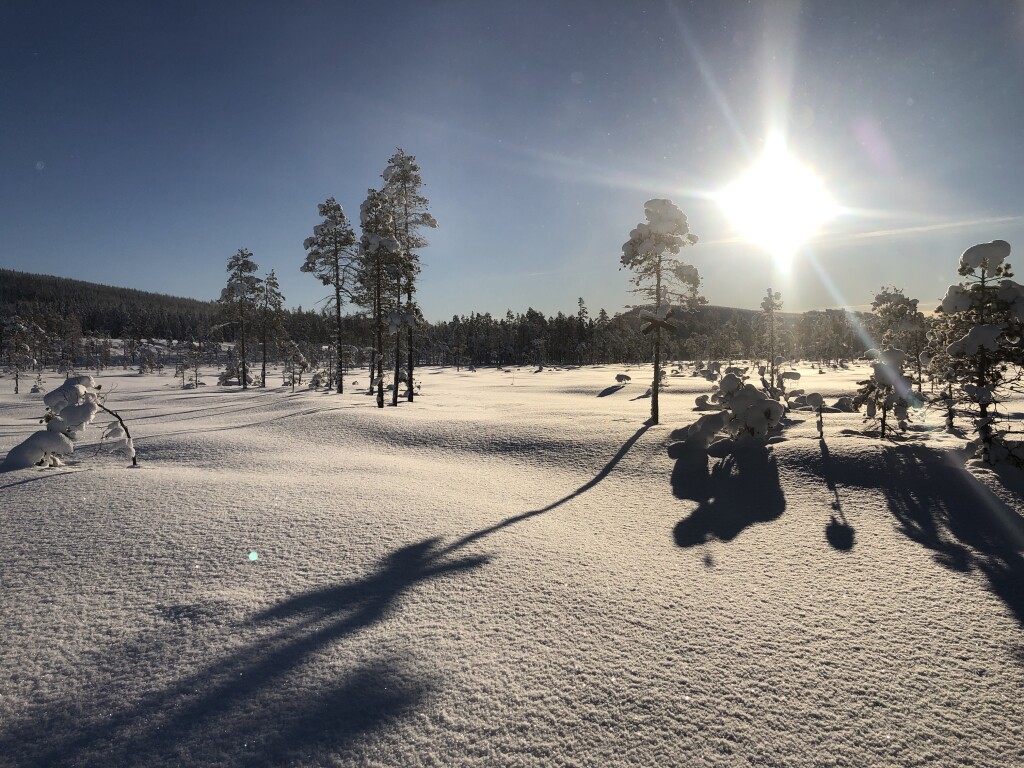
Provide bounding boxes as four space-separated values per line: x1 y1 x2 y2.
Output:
2 316 36 394
257 270 286 387
868 287 928 392
620 199 701 425
382 149 438 404
219 248 262 390
760 288 783 389
357 189 401 408
930 239 1024 463
301 197 359 394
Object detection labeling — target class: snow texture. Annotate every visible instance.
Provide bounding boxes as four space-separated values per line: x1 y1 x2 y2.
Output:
0 365 1022 767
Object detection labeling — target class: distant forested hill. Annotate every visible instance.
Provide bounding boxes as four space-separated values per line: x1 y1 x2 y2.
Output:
1 268 861 368
0 269 220 340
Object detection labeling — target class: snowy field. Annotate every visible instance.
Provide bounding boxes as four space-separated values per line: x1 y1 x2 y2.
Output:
1 364 1022 767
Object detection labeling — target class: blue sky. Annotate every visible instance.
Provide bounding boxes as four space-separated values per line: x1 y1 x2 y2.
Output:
2 1 1023 320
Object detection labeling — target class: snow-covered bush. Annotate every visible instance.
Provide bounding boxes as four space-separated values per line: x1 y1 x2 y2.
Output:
692 373 785 444
854 348 920 438
1 375 136 470
927 239 1023 464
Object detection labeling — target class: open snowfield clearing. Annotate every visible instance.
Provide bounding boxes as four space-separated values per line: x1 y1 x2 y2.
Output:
1 364 1022 767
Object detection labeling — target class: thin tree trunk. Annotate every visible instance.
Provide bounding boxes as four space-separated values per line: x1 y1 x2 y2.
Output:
407 284 415 402
96 401 137 467
239 308 247 390
261 320 268 388
375 261 384 408
653 328 661 425
652 263 662 425
335 261 344 394
392 273 402 406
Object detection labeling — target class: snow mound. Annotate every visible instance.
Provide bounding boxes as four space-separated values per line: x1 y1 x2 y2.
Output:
0 430 74 471
960 239 1010 270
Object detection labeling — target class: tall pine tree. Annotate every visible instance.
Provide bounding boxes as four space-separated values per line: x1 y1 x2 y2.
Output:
357 189 401 408
382 149 438 403
257 270 285 387
301 197 359 393
620 199 701 425
219 248 262 390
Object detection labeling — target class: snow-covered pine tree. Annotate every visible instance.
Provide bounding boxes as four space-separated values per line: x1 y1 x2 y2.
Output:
219 248 262 390
620 199 701 425
854 347 918 438
357 188 401 409
301 197 359 394
930 239 1024 464
870 287 927 392
382 149 438 404
257 270 286 388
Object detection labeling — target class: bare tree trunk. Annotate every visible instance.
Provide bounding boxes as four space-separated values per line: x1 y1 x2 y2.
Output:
260 324 267 388
335 265 344 395
392 274 402 407
651 264 662 425
407 284 415 402
652 328 661 425
239 301 248 390
375 267 384 409
96 401 137 467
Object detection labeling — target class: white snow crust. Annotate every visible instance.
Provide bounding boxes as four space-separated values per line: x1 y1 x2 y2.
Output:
0 365 1021 767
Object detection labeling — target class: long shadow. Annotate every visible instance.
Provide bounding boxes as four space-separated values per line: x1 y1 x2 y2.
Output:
801 441 1024 628
0 539 487 767
441 421 652 554
597 384 625 398
2 423 656 765
882 446 1024 626
0 467 92 484
819 441 856 551
670 436 786 546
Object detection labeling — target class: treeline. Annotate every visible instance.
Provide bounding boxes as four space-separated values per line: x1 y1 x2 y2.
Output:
1 267 870 371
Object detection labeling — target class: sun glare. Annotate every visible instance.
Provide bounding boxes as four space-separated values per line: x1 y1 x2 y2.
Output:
717 139 838 270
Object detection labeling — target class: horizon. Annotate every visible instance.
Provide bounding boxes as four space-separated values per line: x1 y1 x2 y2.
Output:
3 1 1023 317
1 265 879 323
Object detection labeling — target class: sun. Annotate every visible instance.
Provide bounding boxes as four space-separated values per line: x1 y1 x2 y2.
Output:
716 138 839 270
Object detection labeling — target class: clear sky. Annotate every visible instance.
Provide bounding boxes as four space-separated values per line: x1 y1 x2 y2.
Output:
2 1 1023 320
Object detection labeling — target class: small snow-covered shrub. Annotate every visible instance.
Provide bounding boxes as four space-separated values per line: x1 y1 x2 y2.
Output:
692 374 785 444
854 348 919 438
615 373 631 384
1 376 136 470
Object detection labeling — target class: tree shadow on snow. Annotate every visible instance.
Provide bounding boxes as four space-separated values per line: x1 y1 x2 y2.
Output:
881 446 1024 626
805 442 1024 628
0 538 487 768
597 384 625 397
669 435 786 547
819 441 856 551
442 421 653 554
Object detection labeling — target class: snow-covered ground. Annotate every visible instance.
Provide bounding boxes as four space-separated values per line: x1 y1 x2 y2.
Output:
1 364 1022 767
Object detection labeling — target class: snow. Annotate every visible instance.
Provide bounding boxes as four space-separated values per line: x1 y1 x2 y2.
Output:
960 239 1011 271
0 428 74 470
0 365 1022 766
940 284 972 314
946 324 1004 357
